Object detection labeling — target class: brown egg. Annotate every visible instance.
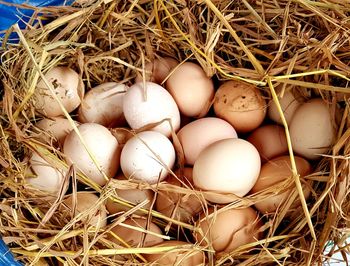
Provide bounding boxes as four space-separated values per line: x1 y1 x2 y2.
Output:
250 155 312 213
177 117 237 165
135 57 178 84
214 80 266 133
106 188 154 215
290 98 335 159
155 168 203 222
35 117 79 147
194 207 261 254
247 124 288 162
34 66 84 117
144 240 205 265
109 217 164 247
62 192 107 228
166 62 214 118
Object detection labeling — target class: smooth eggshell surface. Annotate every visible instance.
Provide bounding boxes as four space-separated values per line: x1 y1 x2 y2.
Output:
247 124 288 162
251 155 312 213
193 138 261 203
78 82 127 127
214 80 266 133
63 123 120 186
122 82 180 137
290 98 334 159
120 131 176 184
166 62 214 118
194 207 261 253
34 66 83 117
177 117 238 165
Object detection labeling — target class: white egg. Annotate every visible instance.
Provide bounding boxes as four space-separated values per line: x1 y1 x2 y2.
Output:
122 82 180 137
120 131 176 184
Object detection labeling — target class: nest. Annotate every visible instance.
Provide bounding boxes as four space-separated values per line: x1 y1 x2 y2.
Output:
1 0 350 265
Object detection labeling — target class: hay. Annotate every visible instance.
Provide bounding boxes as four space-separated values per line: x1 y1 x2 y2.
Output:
0 0 350 265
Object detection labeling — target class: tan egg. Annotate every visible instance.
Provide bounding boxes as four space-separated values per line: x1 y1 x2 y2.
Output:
63 123 120 186
109 217 164 247
290 98 335 159
166 62 214 118
250 155 312 213
135 57 178 84
62 192 107 227
155 168 202 222
268 87 302 125
122 82 181 137
214 80 266 133
194 207 261 254
144 240 205 265
78 82 127 127
106 188 154 215
25 152 67 195
177 117 238 165
193 138 261 204
247 124 288 162
34 66 83 117
35 117 79 147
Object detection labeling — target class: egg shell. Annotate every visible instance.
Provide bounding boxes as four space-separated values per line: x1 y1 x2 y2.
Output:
106 188 154 215
135 57 178 84
268 88 302 125
109 217 164 247
63 123 120 186
144 240 205 265
290 98 334 159
247 124 288 162
166 62 214 118
177 117 238 165
122 82 180 137
213 80 266 133
34 66 83 117
26 152 67 195
35 117 79 147
155 168 202 222
194 207 261 253
193 138 261 203
251 155 312 213
120 131 176 184
78 82 127 127
62 192 107 228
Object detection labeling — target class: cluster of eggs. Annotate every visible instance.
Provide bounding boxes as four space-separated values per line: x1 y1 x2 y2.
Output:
26 57 335 263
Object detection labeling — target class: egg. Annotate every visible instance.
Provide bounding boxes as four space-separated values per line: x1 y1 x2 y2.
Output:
35 117 79 147
106 188 154 215
25 152 67 195
135 57 178 84
144 240 205 265
166 62 214 118
290 98 335 159
34 66 83 117
213 80 266 133
268 87 302 125
247 124 288 162
194 207 261 254
122 82 180 137
155 168 202 222
78 82 127 127
63 123 120 186
120 131 175 184
177 117 238 165
109 217 164 247
62 192 107 227
250 155 312 213
193 138 260 204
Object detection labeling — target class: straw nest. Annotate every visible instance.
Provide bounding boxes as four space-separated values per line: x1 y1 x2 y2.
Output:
0 0 350 265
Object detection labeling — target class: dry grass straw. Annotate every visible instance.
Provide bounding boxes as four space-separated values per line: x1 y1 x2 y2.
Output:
1 0 350 265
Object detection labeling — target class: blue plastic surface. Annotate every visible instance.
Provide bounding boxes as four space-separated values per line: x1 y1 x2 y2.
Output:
0 238 22 266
